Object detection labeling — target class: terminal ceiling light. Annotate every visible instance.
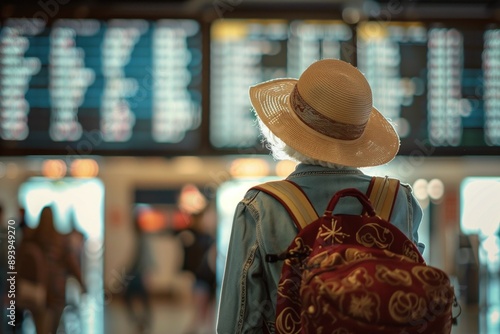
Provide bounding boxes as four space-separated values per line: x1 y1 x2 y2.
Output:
229 158 270 178
428 178 445 201
276 160 298 177
70 159 99 178
42 159 66 179
413 178 429 201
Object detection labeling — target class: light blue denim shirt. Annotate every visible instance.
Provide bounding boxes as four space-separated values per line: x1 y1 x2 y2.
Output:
217 163 424 334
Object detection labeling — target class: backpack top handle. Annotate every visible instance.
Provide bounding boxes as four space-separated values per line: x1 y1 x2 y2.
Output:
324 188 376 217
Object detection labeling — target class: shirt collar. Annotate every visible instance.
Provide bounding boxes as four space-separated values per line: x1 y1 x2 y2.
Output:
288 163 361 178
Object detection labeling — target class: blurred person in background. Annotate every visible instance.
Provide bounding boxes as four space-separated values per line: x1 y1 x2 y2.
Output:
66 210 86 271
63 210 87 331
16 205 85 334
123 207 154 334
176 184 217 334
13 207 33 243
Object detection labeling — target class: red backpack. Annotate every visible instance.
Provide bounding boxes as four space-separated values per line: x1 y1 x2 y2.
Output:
254 177 459 334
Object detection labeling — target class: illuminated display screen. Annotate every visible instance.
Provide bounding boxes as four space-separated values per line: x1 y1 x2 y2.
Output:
357 21 500 154
0 18 203 155
210 19 353 150
210 19 500 155
2 14 500 156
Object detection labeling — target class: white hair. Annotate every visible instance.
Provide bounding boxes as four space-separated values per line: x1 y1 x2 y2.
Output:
255 113 353 170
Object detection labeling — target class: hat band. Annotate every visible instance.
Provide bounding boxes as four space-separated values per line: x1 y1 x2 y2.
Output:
290 85 367 140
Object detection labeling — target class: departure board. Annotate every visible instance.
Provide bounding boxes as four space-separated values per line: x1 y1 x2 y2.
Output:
210 19 353 150
210 19 500 155
357 21 500 154
2 15 500 156
0 18 203 155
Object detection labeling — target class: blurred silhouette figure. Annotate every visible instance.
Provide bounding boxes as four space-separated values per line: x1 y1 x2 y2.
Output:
16 205 85 334
67 210 86 270
63 210 87 332
176 184 217 333
17 208 34 242
123 208 153 334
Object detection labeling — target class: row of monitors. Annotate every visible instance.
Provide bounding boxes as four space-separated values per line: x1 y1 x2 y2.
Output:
1 17 500 156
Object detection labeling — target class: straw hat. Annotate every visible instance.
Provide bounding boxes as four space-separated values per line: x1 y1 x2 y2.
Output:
249 59 400 167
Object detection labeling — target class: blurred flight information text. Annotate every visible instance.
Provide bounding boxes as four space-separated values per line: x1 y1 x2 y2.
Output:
1 16 500 156
0 18 202 154
210 19 500 155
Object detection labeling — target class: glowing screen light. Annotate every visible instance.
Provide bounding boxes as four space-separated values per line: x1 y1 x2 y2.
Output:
460 177 500 237
210 19 351 149
19 177 104 238
0 17 203 154
461 177 500 334
483 29 500 146
356 21 498 154
357 22 427 141
0 19 43 141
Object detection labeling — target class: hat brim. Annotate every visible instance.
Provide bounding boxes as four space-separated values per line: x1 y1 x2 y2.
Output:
249 79 400 167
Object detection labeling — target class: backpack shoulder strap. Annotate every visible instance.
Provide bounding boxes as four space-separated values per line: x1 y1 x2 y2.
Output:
252 176 400 230
252 180 318 231
366 176 400 222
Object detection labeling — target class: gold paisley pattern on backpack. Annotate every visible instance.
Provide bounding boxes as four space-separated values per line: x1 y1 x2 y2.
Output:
356 223 394 249
375 265 413 286
403 239 421 262
345 247 374 262
317 277 346 303
412 265 449 287
388 291 427 323
275 306 301 334
341 267 374 289
308 250 347 269
278 277 302 306
285 237 311 264
425 284 454 311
